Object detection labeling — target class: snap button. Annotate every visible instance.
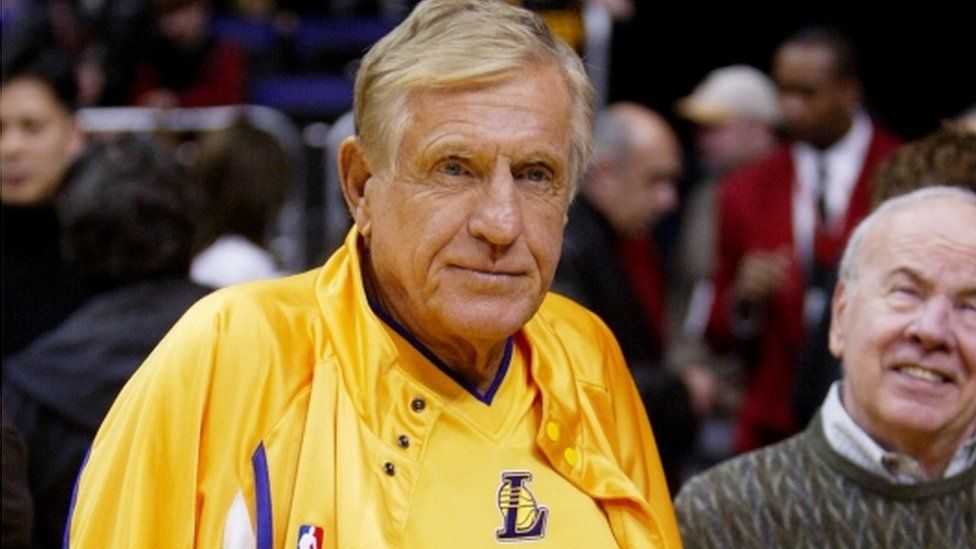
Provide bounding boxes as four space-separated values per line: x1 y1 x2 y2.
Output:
410 397 426 412
397 435 410 448
383 462 396 476
545 422 560 442
564 447 579 467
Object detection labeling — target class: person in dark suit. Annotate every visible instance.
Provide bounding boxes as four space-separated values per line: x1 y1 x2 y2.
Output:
1 50 88 359
553 101 695 493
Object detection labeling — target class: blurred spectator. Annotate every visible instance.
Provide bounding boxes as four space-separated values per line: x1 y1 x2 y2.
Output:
1 49 88 359
190 117 294 287
2 134 210 548
705 27 901 453
2 405 32 549
220 0 409 17
792 124 976 427
672 65 782 412
552 102 695 493
0 0 150 107
870 123 976 207
671 64 782 471
131 0 246 107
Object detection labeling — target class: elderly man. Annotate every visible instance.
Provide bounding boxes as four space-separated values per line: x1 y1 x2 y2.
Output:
554 103 682 374
675 186 976 547
65 1 681 547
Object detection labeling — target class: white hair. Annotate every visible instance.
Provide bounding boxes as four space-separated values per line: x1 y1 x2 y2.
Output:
838 186 976 282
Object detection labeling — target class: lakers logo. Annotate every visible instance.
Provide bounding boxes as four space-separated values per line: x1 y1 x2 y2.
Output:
495 471 548 542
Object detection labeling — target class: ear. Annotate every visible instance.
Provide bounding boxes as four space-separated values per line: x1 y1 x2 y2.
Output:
338 136 375 238
66 116 85 161
828 279 849 359
582 156 615 204
588 156 615 184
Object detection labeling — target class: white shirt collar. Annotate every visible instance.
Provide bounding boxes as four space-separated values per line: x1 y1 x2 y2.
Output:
821 381 976 483
792 110 873 229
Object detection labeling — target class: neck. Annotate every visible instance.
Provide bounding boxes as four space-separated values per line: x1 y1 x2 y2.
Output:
812 115 854 151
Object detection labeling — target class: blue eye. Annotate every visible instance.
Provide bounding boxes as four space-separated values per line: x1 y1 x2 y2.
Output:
441 160 464 175
520 166 553 184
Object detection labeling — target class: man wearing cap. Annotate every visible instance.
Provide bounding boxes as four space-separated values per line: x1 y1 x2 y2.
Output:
670 65 782 438
703 28 900 453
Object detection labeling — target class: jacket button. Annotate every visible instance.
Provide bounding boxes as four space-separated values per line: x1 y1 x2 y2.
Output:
410 397 426 412
564 447 579 467
397 435 410 448
545 422 560 441
383 462 396 476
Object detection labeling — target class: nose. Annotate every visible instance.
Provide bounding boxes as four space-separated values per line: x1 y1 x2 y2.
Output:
906 295 953 352
468 162 522 248
1 126 24 159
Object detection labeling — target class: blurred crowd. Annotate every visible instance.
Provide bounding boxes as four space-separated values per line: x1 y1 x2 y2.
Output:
2 1 975 547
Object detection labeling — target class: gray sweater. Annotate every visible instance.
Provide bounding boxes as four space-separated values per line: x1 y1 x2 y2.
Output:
674 417 976 548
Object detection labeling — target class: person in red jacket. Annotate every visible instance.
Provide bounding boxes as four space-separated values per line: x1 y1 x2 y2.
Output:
130 0 245 108
706 27 901 453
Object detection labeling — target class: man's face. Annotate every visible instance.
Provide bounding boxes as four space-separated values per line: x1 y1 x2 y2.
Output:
1 78 82 206
605 124 681 237
359 65 574 347
773 43 857 149
831 198 976 449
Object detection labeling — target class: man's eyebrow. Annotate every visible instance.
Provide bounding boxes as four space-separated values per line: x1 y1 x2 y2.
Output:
422 141 476 158
515 151 564 168
883 267 927 286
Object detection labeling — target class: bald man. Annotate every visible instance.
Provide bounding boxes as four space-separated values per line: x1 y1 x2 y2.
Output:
552 102 693 492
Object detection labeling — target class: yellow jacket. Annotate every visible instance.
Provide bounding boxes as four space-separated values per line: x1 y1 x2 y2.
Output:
67 230 681 548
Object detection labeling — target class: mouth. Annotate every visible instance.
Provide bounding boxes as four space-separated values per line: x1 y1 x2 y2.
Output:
1 173 28 185
460 267 521 278
892 364 953 384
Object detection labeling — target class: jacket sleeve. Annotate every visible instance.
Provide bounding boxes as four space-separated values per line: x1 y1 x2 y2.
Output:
65 298 226 547
599 325 683 547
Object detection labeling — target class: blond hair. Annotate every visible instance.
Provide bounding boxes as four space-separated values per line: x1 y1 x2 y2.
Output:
353 0 594 193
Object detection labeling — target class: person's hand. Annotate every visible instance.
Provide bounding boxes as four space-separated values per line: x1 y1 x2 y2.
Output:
733 249 790 305
681 363 721 417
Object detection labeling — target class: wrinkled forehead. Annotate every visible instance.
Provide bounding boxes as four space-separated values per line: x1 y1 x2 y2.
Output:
864 197 976 266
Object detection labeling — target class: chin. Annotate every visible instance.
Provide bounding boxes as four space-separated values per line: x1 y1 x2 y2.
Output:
880 401 956 436
444 302 536 342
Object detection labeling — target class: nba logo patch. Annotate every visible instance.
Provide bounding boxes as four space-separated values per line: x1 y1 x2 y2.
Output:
495 470 548 542
297 524 323 549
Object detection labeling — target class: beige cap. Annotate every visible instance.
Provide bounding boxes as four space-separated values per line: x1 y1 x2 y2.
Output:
677 65 782 125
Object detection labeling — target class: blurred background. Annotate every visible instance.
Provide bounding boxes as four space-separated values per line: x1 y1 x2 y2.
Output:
3 0 971 270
